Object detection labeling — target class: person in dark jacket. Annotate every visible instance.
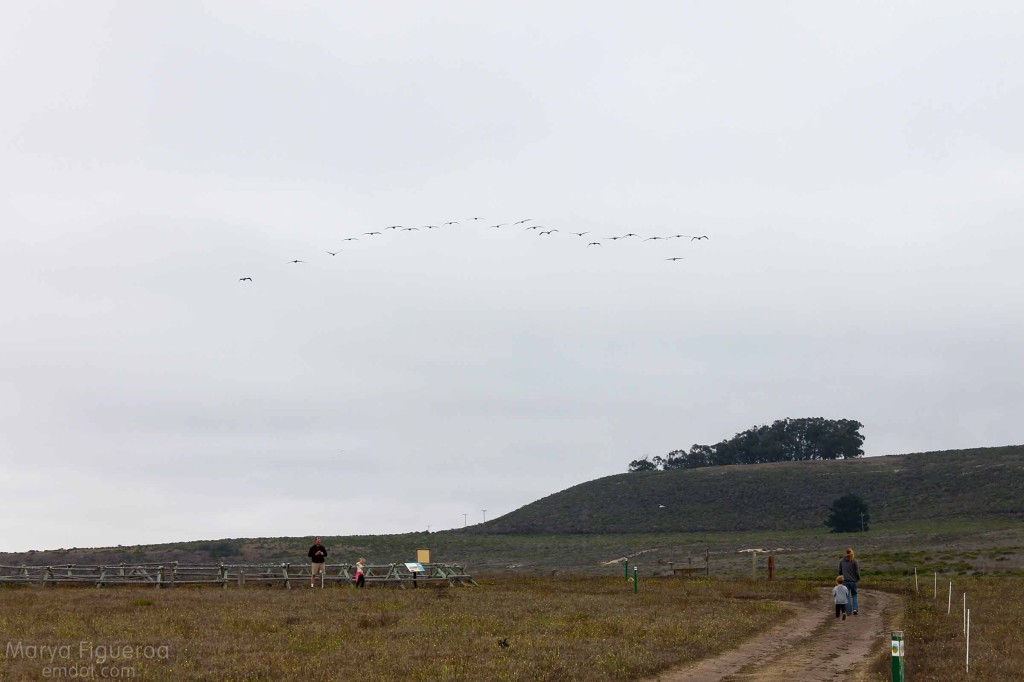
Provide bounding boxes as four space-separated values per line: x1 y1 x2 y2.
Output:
838 547 861 614
309 537 328 587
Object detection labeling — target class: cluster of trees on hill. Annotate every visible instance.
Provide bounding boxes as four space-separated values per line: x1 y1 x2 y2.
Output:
629 417 865 471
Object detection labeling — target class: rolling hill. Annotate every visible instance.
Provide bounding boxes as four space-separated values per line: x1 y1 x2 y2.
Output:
2 445 1021 572
468 444 1024 534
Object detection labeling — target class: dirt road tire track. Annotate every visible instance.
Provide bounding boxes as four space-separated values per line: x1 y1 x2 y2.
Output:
649 590 899 682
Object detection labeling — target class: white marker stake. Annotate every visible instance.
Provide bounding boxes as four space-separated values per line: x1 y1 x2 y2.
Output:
948 582 952 615
914 568 919 593
963 593 967 635
934 572 937 599
966 608 971 673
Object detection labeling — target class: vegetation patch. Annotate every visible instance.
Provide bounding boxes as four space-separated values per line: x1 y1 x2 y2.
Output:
865 576 1024 681
0 577 814 681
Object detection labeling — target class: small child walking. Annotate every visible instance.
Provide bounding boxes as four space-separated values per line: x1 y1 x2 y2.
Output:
833 576 851 620
354 558 366 588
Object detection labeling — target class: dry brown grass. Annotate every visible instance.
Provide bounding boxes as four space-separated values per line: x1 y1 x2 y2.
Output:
0 577 815 681
863 576 1024 681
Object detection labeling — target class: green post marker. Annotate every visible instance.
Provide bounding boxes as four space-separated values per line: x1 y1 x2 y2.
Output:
633 566 638 593
891 630 905 682
624 558 629 579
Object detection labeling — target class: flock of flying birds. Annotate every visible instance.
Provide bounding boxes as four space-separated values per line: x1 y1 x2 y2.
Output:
237 217 708 282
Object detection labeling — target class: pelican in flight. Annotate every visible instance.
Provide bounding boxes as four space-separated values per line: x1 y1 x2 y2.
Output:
326 251 340 256
288 260 305 264
363 231 382 236
342 237 359 242
666 257 685 261
587 242 601 247
690 235 709 241
539 230 558 235
239 277 252 282
571 232 589 237
513 219 532 224
401 227 419 231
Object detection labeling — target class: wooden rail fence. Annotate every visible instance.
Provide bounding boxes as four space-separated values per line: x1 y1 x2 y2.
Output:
0 562 476 588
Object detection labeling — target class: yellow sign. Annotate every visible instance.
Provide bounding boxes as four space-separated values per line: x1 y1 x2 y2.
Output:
417 548 430 564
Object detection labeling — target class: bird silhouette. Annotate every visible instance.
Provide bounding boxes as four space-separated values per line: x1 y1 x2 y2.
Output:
342 238 359 242
623 233 638 238
644 236 664 241
607 236 624 241
571 232 589 237
385 225 401 230
401 227 419 231
468 217 483 221
490 223 508 229
288 260 305 264
513 219 532 224
326 251 340 256
443 221 459 226
239 277 252 282
363 232 382 236
525 225 541 230
539 230 558 235
666 257 685 261
691 235 709 241
587 242 601 247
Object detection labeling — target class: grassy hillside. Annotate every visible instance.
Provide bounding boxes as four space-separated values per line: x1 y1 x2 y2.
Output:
2 446 1022 576
470 445 1024 534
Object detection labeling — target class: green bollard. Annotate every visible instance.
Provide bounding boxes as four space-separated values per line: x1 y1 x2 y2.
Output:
891 630 905 681
624 558 629 579
633 566 638 593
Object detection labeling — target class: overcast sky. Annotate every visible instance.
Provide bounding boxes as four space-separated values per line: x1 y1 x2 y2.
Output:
2 2 1022 553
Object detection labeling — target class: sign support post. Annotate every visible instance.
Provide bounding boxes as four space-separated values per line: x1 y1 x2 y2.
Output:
891 630 905 682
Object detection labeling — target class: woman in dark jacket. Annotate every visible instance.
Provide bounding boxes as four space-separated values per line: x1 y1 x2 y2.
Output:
839 547 860 614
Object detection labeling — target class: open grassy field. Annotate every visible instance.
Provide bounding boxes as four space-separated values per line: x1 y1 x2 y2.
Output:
864 576 1024 681
3 574 1022 679
3 450 1022 679
0 577 817 681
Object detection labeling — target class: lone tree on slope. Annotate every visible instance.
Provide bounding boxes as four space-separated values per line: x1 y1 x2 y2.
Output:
825 494 870 533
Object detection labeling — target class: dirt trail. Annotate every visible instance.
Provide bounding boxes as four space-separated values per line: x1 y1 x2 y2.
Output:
649 590 899 682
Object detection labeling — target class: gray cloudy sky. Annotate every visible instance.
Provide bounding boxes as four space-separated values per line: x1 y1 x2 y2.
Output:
2 2 1022 553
